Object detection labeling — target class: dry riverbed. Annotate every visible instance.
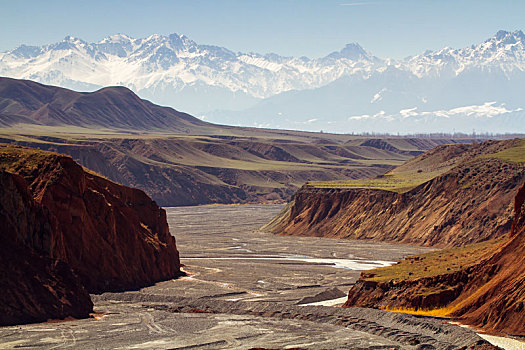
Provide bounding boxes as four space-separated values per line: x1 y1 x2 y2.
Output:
0 204 496 349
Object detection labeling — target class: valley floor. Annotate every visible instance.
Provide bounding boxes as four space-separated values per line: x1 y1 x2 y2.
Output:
0 205 498 349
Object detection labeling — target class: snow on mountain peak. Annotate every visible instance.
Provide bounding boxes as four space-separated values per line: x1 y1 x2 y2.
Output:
102 33 133 43
494 29 525 43
62 35 86 45
325 42 372 61
0 29 524 130
404 30 525 78
487 30 525 48
7 44 41 59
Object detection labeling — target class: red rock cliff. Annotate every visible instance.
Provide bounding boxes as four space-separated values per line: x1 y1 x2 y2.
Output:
0 144 181 293
0 171 93 326
449 182 525 335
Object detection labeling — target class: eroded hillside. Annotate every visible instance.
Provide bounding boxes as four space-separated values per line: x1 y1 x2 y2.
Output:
344 182 525 336
264 139 525 247
0 134 490 206
0 77 489 206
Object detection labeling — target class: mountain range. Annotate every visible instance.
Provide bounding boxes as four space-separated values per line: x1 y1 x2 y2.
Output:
1 30 524 133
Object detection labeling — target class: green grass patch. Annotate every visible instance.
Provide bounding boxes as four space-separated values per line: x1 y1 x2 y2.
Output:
479 139 525 163
307 169 446 193
0 144 60 173
361 238 504 283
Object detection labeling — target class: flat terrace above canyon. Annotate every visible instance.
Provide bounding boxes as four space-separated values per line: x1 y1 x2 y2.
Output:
0 204 497 349
0 128 482 206
307 139 525 193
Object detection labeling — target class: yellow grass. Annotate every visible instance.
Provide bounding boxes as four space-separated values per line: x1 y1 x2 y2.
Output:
307 169 447 193
362 238 503 283
379 306 455 317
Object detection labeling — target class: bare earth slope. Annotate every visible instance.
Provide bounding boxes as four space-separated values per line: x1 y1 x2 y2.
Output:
0 171 93 326
265 139 525 247
0 144 181 293
449 182 525 335
0 77 206 132
344 182 525 336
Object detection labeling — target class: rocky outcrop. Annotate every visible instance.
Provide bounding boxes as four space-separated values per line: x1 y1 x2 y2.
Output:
344 183 525 336
344 268 473 312
0 171 93 326
0 144 181 294
266 141 525 248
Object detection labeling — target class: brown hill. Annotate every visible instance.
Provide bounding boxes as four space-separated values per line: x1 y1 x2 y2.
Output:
0 144 181 293
343 182 525 336
0 170 93 326
0 77 206 132
264 139 525 247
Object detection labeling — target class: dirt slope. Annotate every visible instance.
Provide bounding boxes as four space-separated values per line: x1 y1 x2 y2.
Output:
265 139 525 247
344 182 525 336
449 182 525 335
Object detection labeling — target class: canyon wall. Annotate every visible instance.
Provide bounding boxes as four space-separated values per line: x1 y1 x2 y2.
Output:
266 142 525 248
449 182 525 335
0 171 93 326
0 144 182 324
343 183 525 336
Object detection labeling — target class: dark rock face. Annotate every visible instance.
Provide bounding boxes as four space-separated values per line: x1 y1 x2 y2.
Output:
41 156 181 292
0 144 181 293
0 144 181 325
0 171 93 326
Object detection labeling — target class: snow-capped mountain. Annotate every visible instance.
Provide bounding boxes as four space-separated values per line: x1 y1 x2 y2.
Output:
0 33 380 113
1 30 524 133
402 30 525 78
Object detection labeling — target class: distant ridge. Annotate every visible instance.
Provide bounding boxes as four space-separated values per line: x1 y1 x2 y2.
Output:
0 77 206 132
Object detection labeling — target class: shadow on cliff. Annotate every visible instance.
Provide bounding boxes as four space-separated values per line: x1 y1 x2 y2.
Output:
0 144 182 325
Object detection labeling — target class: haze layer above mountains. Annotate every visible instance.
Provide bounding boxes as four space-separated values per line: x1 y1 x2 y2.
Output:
1 30 524 133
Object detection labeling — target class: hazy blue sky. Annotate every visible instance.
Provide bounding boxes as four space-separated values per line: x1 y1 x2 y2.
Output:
1 0 523 59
